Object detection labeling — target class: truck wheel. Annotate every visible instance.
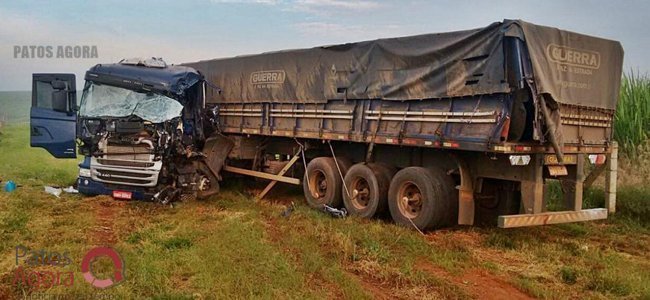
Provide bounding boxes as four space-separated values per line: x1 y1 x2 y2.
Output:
342 163 392 218
329 156 352 180
303 157 345 208
388 167 453 230
197 164 220 200
427 166 458 226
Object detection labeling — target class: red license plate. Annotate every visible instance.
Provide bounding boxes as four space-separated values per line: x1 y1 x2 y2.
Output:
112 190 132 200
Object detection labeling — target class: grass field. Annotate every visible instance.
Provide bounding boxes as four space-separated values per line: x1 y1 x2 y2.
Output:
0 124 649 299
0 92 30 124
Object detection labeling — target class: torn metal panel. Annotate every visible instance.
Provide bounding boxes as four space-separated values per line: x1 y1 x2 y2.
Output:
85 63 203 101
202 134 235 180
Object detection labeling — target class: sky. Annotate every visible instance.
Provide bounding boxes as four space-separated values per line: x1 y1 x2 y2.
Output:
1 0 649 91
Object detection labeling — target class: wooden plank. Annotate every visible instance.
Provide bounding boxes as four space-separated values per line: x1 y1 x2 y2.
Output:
258 151 302 199
583 164 606 189
223 165 301 185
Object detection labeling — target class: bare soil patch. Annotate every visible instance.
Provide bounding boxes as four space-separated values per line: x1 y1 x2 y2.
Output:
416 259 533 300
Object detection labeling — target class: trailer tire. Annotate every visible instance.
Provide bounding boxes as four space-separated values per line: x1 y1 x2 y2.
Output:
427 166 458 226
342 163 392 218
388 167 452 230
333 157 353 179
304 157 345 208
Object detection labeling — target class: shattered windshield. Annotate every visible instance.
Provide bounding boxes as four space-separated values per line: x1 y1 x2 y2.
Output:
79 82 183 123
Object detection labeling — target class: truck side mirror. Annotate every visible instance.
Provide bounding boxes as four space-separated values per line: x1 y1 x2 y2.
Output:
52 90 68 112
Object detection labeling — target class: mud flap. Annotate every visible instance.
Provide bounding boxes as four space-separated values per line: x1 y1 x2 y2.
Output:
457 159 475 225
202 134 235 181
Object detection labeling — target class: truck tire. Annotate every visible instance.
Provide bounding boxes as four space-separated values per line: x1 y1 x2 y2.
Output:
197 163 220 200
342 163 392 218
303 157 346 208
388 166 454 230
427 166 458 226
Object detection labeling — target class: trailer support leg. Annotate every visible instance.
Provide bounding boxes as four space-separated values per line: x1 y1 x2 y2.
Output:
457 159 474 225
257 149 302 200
605 142 618 213
521 154 544 214
562 153 585 211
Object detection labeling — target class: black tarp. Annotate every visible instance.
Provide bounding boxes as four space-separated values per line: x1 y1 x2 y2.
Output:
184 20 623 111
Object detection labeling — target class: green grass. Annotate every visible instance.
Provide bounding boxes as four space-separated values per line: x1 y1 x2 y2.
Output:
0 91 30 124
0 124 649 299
614 72 650 156
545 179 650 230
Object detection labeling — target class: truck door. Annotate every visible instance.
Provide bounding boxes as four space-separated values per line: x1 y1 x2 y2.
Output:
30 74 77 158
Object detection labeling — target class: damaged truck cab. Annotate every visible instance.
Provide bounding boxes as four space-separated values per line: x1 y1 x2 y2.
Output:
31 58 220 203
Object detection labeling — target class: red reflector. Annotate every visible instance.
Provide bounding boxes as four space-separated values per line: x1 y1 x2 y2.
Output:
112 190 132 200
402 138 417 145
443 141 460 148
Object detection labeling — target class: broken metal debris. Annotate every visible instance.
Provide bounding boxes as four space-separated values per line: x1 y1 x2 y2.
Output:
322 204 347 218
281 202 295 218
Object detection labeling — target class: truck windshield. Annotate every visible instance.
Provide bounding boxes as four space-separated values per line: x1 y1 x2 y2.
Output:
79 82 183 123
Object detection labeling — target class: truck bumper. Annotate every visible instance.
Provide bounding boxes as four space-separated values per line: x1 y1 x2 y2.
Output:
498 208 608 228
76 176 153 201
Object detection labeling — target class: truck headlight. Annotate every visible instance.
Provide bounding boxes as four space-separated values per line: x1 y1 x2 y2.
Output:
79 168 91 178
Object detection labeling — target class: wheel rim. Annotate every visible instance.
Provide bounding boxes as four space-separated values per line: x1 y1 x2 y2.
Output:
308 169 327 199
350 176 370 209
397 181 422 219
198 176 211 192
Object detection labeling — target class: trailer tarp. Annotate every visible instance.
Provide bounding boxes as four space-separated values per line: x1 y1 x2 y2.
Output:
185 20 623 110
516 21 623 110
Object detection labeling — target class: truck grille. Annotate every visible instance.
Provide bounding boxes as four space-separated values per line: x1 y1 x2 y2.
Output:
91 143 161 187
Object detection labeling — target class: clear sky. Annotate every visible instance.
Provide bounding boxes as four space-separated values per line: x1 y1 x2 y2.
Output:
1 0 649 91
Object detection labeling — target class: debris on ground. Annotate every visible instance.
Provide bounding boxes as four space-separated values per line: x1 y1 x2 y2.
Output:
62 186 78 193
4 180 16 192
43 185 79 198
153 186 181 205
44 186 62 198
281 202 295 218
322 204 347 218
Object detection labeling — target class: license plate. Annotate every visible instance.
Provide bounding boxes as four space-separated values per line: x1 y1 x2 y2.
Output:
112 190 132 200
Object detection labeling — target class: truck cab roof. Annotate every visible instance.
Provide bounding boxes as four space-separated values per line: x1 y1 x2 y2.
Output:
85 59 203 100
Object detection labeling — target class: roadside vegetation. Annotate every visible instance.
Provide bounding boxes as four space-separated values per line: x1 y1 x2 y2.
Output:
0 121 648 299
614 72 650 156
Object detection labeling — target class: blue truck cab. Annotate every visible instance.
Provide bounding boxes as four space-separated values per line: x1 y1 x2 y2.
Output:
30 58 222 203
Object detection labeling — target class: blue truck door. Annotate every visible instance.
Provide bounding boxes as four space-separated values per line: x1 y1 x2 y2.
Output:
30 73 77 158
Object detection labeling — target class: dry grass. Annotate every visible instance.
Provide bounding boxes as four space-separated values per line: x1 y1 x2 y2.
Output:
0 124 648 299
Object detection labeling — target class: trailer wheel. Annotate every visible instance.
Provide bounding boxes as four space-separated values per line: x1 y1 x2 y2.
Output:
342 163 392 218
388 167 453 230
428 166 458 226
303 157 345 208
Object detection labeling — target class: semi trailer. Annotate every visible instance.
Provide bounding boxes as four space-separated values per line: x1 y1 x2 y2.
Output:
29 20 623 230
